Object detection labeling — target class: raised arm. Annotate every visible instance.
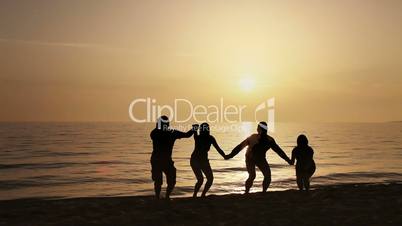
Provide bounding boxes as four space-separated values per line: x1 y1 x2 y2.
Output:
211 136 226 158
174 124 198 139
226 138 249 159
271 141 292 165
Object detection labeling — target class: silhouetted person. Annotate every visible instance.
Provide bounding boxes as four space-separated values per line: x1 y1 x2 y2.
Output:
226 122 292 193
150 116 197 199
191 123 226 197
290 134 316 191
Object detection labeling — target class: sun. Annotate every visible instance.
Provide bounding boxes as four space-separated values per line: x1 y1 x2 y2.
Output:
239 77 256 92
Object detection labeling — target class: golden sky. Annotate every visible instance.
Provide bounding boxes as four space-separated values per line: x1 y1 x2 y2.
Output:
0 0 401 122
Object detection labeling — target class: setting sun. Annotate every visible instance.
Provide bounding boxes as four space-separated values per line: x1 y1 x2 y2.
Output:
239 78 256 92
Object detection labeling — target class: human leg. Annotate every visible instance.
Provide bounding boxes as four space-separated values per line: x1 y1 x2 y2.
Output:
296 170 304 191
256 159 271 193
165 161 176 199
151 160 163 199
191 159 204 197
245 158 256 194
305 164 316 191
201 161 213 197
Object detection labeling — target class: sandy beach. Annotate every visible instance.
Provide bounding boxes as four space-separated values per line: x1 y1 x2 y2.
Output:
1 183 401 226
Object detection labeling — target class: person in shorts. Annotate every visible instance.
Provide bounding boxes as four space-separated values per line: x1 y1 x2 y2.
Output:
150 115 197 199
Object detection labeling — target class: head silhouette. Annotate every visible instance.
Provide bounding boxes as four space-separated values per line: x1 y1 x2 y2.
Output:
199 123 210 136
257 121 268 135
156 115 170 131
297 134 308 147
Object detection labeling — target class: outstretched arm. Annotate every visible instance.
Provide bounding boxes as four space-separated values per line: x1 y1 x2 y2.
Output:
226 138 249 159
271 141 292 165
211 136 226 158
174 124 198 139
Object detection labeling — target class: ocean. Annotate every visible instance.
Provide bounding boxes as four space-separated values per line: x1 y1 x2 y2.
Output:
0 122 401 200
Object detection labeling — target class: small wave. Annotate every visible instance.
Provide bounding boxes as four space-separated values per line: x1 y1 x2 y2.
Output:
0 160 133 170
23 151 92 158
269 172 402 185
89 160 131 165
46 151 92 157
0 176 151 190
0 162 82 170
0 161 132 170
214 167 246 172
316 172 402 180
171 185 195 195
213 164 288 173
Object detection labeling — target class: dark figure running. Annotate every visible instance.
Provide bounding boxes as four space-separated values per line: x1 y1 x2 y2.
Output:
226 122 292 193
191 123 226 197
290 134 316 191
150 116 197 199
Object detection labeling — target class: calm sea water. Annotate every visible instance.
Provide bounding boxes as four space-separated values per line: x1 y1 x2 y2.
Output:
0 122 401 200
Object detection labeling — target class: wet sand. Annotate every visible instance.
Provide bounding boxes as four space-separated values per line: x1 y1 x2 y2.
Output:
1 183 401 226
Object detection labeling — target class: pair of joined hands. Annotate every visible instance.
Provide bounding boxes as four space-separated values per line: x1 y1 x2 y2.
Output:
223 155 232 160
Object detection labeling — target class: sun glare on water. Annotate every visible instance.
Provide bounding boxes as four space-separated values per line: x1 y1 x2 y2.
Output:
239 77 256 92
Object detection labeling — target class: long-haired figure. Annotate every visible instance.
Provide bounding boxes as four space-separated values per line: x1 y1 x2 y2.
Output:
191 123 226 197
290 134 316 191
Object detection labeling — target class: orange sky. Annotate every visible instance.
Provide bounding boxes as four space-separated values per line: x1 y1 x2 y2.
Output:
0 0 401 122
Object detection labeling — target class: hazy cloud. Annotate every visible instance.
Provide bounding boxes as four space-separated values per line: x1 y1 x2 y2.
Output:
0 38 136 54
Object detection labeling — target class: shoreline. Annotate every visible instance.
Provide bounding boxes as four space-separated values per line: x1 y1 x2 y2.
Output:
1 183 401 225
